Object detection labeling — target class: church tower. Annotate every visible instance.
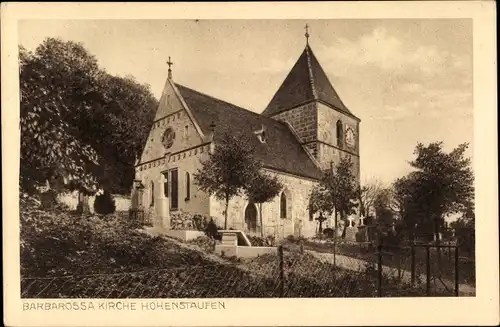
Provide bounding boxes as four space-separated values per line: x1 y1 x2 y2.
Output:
262 26 361 180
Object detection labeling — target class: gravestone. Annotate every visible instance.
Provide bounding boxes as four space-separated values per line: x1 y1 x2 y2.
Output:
344 215 359 242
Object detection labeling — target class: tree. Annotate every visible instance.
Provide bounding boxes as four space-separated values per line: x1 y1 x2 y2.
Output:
373 188 398 243
19 38 158 196
80 73 157 193
410 142 474 242
392 172 423 241
393 142 474 243
358 178 384 220
19 42 100 194
309 157 359 238
245 172 283 237
194 129 261 229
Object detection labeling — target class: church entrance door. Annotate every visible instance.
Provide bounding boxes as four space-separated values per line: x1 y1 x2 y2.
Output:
244 203 258 233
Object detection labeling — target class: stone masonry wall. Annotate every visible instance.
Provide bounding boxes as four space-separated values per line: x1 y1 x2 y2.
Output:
209 169 336 239
272 102 318 156
135 142 212 217
316 103 360 181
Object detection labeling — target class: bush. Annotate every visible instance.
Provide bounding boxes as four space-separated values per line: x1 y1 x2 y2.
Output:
323 228 334 239
20 196 217 278
187 236 216 253
94 190 116 215
39 190 58 209
204 218 221 240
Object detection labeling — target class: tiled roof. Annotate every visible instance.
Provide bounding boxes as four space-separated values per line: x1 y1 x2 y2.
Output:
262 44 355 118
175 84 323 180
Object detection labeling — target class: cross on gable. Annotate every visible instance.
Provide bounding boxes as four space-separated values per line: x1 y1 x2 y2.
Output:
166 56 174 79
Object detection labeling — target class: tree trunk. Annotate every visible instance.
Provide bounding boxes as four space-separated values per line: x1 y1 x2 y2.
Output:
259 203 264 237
224 197 229 230
340 210 347 239
334 210 338 237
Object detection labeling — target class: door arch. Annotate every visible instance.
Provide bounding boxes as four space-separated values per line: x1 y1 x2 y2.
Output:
244 202 258 233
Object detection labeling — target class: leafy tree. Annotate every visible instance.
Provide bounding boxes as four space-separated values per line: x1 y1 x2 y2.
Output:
19 43 100 194
410 142 474 242
194 129 261 229
393 142 474 243
309 157 359 238
392 172 424 241
19 38 157 196
245 172 283 237
372 188 398 242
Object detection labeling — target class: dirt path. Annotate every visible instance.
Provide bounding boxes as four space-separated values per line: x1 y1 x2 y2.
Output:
308 250 476 296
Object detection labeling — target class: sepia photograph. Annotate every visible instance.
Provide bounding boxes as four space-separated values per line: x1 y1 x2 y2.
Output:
17 17 477 298
2 2 498 326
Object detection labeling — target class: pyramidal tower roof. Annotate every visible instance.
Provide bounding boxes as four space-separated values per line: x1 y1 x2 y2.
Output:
262 44 356 119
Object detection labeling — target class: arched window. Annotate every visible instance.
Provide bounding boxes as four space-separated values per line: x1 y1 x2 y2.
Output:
150 181 155 207
336 120 343 147
280 192 287 219
185 172 191 201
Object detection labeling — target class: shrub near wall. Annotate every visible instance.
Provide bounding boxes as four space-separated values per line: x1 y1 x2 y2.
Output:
170 211 220 232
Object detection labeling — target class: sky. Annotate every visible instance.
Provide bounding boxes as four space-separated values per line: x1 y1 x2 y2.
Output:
18 19 473 186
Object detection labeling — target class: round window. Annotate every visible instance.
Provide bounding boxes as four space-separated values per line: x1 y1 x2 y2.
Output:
162 127 175 149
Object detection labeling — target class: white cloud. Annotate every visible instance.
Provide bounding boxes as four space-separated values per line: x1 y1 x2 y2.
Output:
314 26 472 123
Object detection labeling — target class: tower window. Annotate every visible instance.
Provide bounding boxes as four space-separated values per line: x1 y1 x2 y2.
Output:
336 120 343 147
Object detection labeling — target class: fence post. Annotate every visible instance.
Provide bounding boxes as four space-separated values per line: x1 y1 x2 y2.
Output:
377 243 383 297
426 245 431 296
454 245 459 297
411 243 416 286
278 245 284 297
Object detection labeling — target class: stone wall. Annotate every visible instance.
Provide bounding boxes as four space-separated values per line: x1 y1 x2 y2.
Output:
316 103 360 180
272 102 318 149
135 142 212 217
208 169 335 239
57 191 131 213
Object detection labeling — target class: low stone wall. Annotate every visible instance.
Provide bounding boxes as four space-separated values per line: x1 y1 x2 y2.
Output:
237 246 278 258
214 245 277 258
163 230 206 242
57 191 131 213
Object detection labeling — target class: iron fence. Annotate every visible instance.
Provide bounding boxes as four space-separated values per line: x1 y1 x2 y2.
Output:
21 239 472 299
21 246 378 299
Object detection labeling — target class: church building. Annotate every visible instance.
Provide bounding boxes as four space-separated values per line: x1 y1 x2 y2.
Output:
132 30 361 239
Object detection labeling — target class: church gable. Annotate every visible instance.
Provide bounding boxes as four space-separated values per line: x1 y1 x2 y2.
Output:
138 80 205 164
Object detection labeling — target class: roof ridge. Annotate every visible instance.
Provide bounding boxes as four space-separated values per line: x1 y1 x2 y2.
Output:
305 45 318 100
175 83 289 127
307 47 352 114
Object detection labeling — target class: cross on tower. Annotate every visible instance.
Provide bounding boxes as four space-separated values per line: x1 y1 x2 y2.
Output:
167 56 174 79
305 23 310 44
